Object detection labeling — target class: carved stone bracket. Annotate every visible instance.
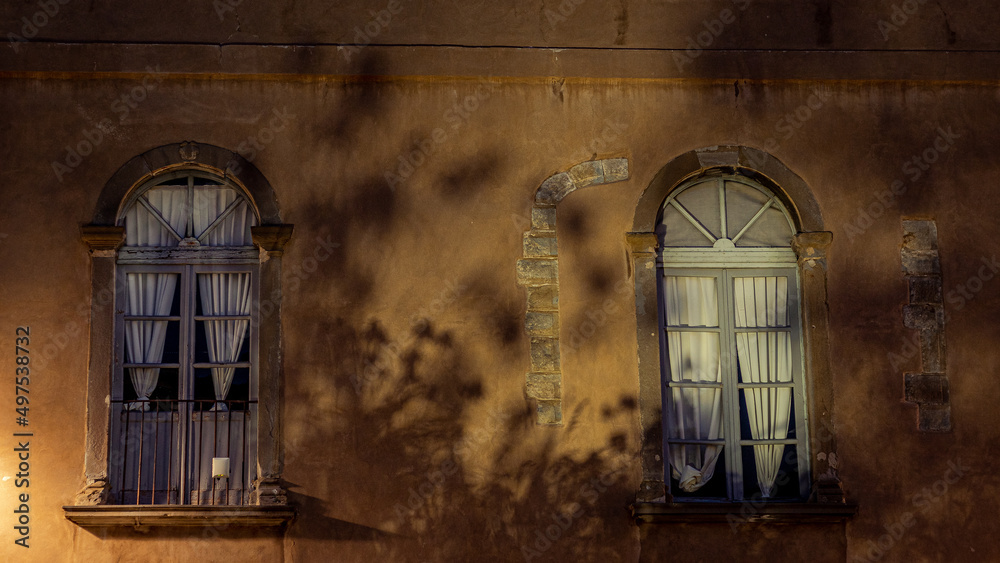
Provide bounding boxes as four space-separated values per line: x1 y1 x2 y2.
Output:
792 231 833 270
81 225 125 255
253 477 289 506
73 478 111 506
252 225 295 256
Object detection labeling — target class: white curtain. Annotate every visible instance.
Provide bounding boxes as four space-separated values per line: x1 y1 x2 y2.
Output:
124 186 188 246
733 276 792 498
663 276 725 493
198 273 252 410
193 187 253 246
124 273 178 410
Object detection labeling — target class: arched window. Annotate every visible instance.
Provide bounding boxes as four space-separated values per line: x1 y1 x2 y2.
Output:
657 173 808 501
629 147 851 522
111 170 260 505
67 143 294 527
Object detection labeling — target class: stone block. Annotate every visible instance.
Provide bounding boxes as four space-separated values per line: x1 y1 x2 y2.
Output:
531 206 557 230
568 160 604 188
902 304 942 330
530 337 560 371
526 285 559 311
602 158 629 183
516 258 558 286
905 373 949 404
791 231 833 257
696 147 739 168
626 232 657 254
523 232 558 257
917 404 951 432
902 220 939 251
535 172 574 204
901 249 940 276
525 311 559 336
536 399 563 425
525 372 562 400
80 225 126 251
908 276 942 304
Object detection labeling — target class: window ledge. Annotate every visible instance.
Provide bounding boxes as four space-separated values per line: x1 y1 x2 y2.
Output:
63 505 295 528
631 501 857 524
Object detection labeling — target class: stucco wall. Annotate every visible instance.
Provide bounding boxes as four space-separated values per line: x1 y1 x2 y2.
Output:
0 74 996 561
0 1 998 561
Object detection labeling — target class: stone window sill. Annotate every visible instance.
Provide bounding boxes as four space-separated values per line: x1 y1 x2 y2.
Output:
631 501 857 524
63 505 295 528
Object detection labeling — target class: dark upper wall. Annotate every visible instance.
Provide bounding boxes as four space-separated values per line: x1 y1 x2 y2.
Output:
0 0 992 51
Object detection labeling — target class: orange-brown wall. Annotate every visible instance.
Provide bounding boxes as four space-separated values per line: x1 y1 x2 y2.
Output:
1 1 999 561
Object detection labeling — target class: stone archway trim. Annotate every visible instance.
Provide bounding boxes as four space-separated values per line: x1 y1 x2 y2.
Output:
516 158 629 425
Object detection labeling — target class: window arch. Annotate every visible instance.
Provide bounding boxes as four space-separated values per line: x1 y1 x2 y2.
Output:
629 147 851 522
119 169 258 248
68 143 294 527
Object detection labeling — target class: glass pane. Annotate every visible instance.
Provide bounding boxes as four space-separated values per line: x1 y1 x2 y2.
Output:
735 332 793 385
667 386 724 438
194 320 250 365
225 367 252 406
193 368 216 409
195 273 252 361
160 316 180 366
124 186 189 246
124 272 180 316
741 445 802 500
123 367 179 407
674 180 722 239
725 180 771 238
736 205 793 247
660 205 713 247
739 391 796 441
124 318 180 362
193 368 249 410
666 332 720 383
732 276 789 328
192 187 256 246
662 276 719 327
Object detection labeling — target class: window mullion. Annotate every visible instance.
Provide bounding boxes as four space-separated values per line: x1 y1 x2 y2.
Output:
178 264 196 504
180 265 196 401
718 179 727 240
719 269 744 501
186 174 194 239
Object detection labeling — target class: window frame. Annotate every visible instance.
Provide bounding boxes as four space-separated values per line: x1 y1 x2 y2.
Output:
109 261 261 506
659 266 810 502
66 142 294 528
627 147 853 524
656 173 810 502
